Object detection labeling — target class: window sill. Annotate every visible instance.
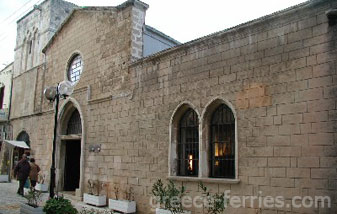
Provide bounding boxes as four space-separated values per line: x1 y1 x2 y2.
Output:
167 176 240 184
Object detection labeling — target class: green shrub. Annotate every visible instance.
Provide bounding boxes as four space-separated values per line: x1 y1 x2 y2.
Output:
43 196 78 214
152 179 186 214
199 182 227 214
24 188 42 208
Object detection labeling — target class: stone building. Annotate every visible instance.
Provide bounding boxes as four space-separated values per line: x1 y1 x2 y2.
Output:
8 0 78 167
0 63 13 142
0 63 13 178
8 0 337 213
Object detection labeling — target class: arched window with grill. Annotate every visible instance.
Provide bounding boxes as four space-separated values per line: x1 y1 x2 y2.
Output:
210 104 235 178
67 54 83 83
67 110 82 135
177 109 199 177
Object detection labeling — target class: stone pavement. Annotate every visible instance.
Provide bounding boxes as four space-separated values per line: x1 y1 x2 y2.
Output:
0 180 26 214
0 181 116 214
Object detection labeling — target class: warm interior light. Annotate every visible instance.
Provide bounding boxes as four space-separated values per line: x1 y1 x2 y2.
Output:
188 154 193 171
215 143 219 157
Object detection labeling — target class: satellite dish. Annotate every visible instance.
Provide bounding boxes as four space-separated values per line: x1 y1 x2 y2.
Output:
44 86 57 101
58 80 74 97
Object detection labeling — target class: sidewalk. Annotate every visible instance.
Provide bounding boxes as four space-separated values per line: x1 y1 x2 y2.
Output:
0 181 113 214
0 181 26 214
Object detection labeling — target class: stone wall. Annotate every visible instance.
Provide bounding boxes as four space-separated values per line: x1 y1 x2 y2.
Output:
116 0 336 213
11 0 76 120
11 0 337 213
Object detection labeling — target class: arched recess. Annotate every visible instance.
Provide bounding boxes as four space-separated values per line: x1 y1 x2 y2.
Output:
12 131 31 168
169 102 201 177
200 98 238 179
55 98 85 195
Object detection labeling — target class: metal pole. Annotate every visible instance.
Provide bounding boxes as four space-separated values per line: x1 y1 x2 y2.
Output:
49 86 59 198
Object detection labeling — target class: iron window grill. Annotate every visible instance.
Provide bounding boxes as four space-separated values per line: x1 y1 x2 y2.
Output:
210 104 235 178
67 110 82 135
177 109 199 177
68 55 82 83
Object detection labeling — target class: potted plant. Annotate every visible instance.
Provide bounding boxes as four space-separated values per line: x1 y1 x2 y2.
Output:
109 184 136 213
20 188 44 214
83 179 107 207
35 174 48 192
199 182 227 214
152 179 190 214
43 196 77 214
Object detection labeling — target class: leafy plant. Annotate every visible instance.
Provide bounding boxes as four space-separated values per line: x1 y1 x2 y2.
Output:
24 188 42 208
113 183 120 200
199 182 226 214
43 196 78 214
38 174 45 184
124 186 134 201
87 179 104 196
152 179 186 214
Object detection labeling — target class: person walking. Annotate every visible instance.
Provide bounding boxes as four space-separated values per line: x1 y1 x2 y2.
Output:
29 158 40 188
14 154 31 196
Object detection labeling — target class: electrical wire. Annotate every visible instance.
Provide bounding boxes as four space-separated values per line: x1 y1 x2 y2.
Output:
0 0 35 24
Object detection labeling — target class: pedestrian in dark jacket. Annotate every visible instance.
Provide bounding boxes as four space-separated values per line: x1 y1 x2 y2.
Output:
14 154 31 196
29 158 40 188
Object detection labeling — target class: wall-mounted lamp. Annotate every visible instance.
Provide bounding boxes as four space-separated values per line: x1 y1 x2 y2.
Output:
89 144 101 153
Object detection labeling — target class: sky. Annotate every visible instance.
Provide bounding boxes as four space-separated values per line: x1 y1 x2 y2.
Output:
0 0 307 70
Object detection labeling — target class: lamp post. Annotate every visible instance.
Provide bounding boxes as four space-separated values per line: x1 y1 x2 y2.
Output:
44 81 73 198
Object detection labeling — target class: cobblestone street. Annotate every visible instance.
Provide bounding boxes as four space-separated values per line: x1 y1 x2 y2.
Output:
0 181 26 214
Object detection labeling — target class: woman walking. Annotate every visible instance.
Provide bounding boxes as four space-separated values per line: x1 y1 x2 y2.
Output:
29 158 40 188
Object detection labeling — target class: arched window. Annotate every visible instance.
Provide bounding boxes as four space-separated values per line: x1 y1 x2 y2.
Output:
210 104 235 178
67 110 82 135
177 109 199 176
67 54 83 83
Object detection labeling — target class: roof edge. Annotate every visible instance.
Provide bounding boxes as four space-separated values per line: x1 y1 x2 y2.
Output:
42 0 148 54
0 62 14 72
130 0 321 67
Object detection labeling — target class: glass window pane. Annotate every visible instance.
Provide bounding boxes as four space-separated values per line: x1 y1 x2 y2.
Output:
210 104 235 178
177 109 199 177
68 55 83 83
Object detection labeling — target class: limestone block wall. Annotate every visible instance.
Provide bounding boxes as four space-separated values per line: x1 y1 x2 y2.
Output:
10 68 38 118
94 0 335 213
37 0 148 194
11 113 55 177
11 0 337 214
43 9 128 99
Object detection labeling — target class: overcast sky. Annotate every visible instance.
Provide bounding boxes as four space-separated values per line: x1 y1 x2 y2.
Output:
0 0 307 70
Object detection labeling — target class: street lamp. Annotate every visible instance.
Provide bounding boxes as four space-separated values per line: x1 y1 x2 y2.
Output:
44 80 73 198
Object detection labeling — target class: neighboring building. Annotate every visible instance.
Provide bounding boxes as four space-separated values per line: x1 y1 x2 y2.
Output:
0 63 12 179
8 0 337 213
0 63 13 151
143 25 181 57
